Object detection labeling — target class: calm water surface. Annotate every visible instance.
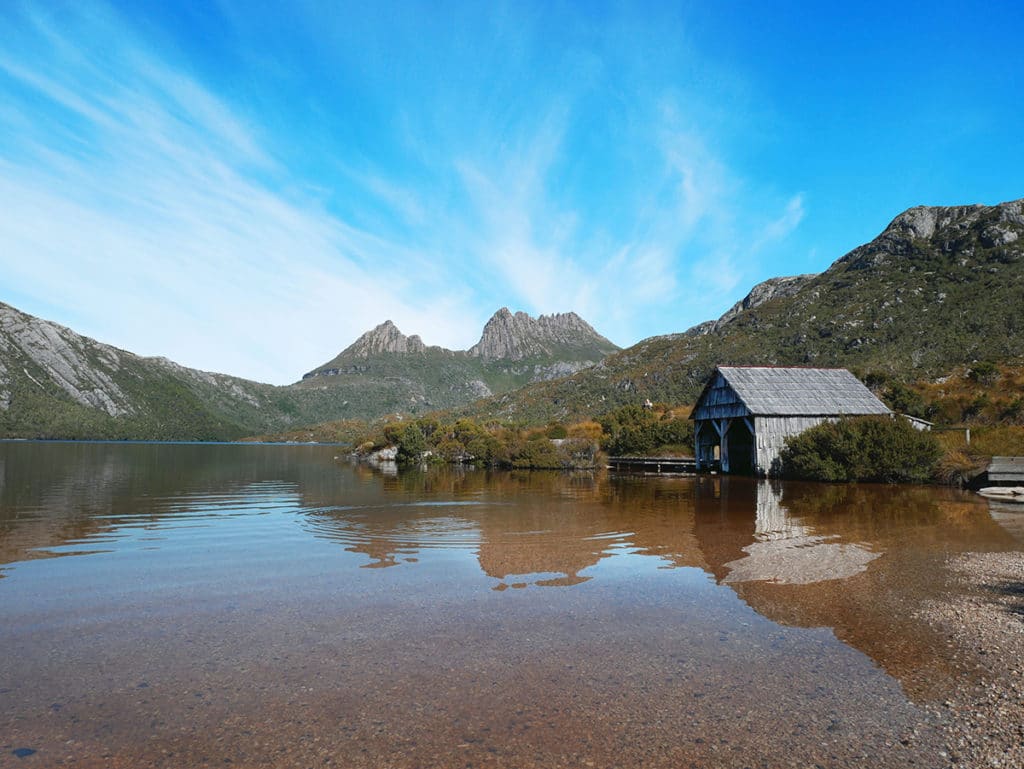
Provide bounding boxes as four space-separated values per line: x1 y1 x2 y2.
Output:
1 442 1021 768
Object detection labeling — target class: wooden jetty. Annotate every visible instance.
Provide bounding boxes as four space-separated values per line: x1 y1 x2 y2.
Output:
987 456 1024 485
608 456 699 474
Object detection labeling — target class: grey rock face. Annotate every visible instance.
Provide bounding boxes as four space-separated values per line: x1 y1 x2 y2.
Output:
468 308 615 361
0 349 9 409
150 357 262 407
713 275 816 331
0 304 133 417
465 379 493 398
340 321 427 358
837 198 1024 272
531 360 593 381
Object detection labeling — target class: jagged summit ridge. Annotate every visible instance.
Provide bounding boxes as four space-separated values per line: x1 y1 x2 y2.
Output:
340 320 427 358
468 308 615 361
299 308 621 393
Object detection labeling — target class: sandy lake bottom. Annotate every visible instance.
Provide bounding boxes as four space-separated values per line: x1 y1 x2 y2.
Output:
2 441 1022 768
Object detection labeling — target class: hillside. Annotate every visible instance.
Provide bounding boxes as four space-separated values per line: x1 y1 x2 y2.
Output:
0 302 316 439
0 304 618 440
5 198 1021 439
458 198 1024 423
294 308 619 418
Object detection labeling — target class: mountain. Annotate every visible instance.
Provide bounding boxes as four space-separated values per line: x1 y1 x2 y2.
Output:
0 302 396 440
295 309 619 418
468 309 616 361
0 303 617 439
0 302 329 439
458 198 1024 423
7 197 1021 439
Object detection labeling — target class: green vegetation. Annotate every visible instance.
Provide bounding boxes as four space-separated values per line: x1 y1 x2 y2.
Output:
345 404 695 471
457 202 1024 425
778 416 942 483
880 360 1024 426
5 201 1023 448
597 404 693 456
352 416 602 470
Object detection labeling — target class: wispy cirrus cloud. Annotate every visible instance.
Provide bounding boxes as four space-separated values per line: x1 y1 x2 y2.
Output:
0 2 809 383
0 5 480 382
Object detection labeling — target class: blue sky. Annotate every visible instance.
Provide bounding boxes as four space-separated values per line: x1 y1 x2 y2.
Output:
1 1 1021 384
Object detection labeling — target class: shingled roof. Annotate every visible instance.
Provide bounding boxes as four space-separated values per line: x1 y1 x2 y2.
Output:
700 366 891 417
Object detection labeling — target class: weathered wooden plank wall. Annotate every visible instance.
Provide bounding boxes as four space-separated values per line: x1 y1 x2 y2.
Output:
691 373 751 421
753 416 829 475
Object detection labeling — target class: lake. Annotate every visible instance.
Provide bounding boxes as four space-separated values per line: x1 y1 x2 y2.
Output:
1 441 1020 768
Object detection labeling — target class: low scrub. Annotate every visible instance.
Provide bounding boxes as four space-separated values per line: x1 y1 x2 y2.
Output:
778 416 941 483
598 404 693 456
360 416 602 470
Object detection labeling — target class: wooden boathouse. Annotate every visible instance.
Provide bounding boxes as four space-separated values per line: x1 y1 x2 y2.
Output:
691 366 891 476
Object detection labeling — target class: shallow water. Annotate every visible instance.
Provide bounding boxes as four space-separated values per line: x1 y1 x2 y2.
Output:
1 441 1020 767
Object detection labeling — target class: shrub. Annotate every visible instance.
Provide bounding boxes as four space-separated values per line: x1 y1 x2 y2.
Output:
599 404 694 456
778 416 941 483
394 423 427 464
882 382 931 419
545 422 569 439
967 361 999 385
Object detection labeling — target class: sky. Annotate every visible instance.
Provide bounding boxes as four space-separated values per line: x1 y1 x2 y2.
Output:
1 1 1022 385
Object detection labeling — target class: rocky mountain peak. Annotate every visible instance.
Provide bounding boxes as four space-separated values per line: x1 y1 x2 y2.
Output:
710 275 816 332
340 320 426 358
840 198 1024 271
468 308 616 361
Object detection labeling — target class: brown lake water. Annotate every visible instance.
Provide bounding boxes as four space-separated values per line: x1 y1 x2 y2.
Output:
1 441 1021 768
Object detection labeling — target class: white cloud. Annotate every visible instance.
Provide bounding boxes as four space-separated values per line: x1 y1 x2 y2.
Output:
0 2 811 382
0 6 486 383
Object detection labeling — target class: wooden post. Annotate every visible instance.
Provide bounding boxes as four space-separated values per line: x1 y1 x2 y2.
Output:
714 419 733 473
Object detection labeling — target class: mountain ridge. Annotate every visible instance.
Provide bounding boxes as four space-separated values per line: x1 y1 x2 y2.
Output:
455 197 1024 423
3 197 1022 438
0 302 619 438
294 308 620 418
302 308 617 380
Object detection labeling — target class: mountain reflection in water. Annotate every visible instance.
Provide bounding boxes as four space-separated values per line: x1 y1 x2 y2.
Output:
1 442 1022 768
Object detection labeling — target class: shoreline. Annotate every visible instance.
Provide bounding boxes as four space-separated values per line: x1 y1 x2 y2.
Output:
916 550 1024 768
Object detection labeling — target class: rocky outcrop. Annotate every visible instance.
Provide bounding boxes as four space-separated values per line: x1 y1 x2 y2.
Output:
468 308 617 361
708 275 816 332
302 308 619 385
295 308 620 417
839 198 1024 271
337 320 428 358
0 301 320 439
0 303 133 417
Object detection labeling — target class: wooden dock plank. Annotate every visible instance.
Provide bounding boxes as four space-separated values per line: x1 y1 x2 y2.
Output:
988 456 1024 483
608 456 698 474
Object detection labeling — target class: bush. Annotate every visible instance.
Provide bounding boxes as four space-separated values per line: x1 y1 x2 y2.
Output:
374 415 601 470
395 423 427 464
968 361 999 385
778 416 941 483
882 382 932 419
599 404 694 456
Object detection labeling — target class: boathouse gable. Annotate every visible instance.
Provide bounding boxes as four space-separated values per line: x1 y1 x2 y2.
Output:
691 366 891 476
